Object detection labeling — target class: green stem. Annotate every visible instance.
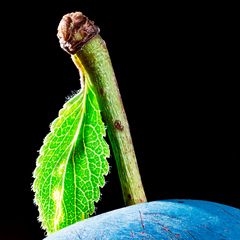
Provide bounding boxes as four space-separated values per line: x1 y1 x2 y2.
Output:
58 12 147 205
76 35 146 205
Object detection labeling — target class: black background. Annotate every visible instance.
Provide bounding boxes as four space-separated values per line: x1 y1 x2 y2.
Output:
0 1 238 239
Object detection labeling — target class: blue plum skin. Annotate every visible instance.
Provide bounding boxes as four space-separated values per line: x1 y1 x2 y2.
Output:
45 200 240 239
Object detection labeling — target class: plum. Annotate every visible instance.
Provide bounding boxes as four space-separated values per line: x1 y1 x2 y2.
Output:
45 199 240 239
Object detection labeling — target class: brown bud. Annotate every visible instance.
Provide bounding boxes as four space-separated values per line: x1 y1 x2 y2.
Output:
57 12 99 54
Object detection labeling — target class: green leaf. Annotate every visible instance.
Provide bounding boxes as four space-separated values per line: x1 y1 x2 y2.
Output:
33 71 110 234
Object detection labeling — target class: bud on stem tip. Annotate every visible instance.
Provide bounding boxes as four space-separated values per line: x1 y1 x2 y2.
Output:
57 12 99 54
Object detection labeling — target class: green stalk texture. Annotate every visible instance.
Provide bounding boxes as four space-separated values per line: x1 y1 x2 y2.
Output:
76 35 147 205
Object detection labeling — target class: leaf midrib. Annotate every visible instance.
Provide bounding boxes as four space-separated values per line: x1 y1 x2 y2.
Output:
53 78 89 231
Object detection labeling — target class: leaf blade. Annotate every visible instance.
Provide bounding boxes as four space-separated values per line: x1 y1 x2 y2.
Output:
33 75 110 233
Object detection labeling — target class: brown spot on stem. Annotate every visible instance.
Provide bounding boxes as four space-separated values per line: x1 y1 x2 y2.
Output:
114 120 124 131
99 88 104 96
57 12 99 54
